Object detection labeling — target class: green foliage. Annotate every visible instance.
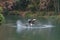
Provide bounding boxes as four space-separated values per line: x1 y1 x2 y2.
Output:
0 13 5 24
13 11 19 15
0 7 3 13
29 5 36 12
20 0 29 10
14 0 29 11
0 6 5 25
25 12 33 19
27 0 40 12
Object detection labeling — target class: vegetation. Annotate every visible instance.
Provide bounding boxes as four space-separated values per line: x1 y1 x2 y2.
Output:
0 6 5 25
14 0 59 15
0 14 5 25
0 0 59 20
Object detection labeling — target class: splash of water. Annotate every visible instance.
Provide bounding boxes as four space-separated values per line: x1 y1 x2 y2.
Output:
16 20 54 33
16 20 25 32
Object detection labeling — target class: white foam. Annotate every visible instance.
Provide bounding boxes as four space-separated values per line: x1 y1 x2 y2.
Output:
16 20 54 33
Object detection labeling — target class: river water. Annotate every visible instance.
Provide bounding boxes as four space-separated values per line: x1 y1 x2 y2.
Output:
0 16 60 40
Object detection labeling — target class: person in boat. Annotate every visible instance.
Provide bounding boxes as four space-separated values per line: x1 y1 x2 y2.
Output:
28 19 36 25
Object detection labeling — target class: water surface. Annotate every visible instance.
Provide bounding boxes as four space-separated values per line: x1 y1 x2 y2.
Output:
0 16 60 40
